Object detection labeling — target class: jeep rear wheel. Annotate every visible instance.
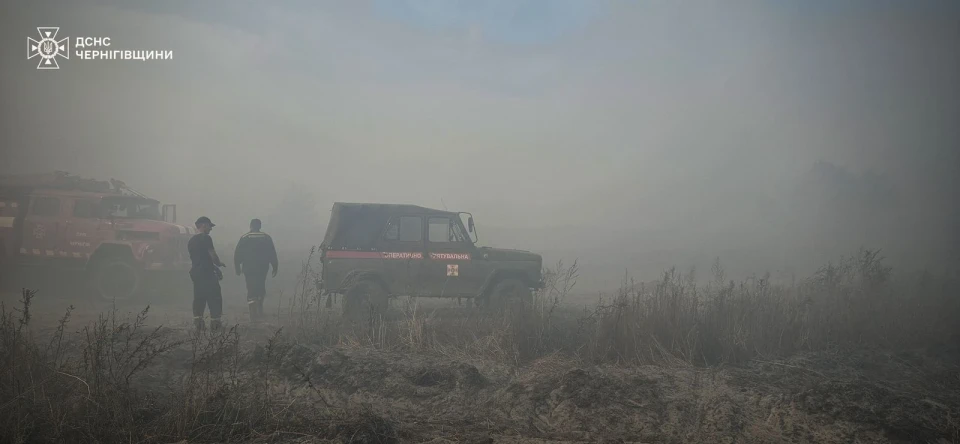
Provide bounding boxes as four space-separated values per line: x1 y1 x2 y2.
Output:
91 257 142 302
343 280 389 320
481 277 532 313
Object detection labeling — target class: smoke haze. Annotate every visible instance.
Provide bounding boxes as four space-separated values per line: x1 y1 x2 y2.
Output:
2 0 958 290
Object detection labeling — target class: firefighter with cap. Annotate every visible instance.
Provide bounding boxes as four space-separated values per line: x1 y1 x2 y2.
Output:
234 218 279 321
187 216 226 332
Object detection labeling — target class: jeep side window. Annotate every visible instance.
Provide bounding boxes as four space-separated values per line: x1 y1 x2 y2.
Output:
31 197 60 217
384 216 422 242
72 200 97 218
399 216 422 242
428 217 467 243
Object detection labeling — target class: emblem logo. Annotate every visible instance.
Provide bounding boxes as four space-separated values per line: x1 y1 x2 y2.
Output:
28 27 70 69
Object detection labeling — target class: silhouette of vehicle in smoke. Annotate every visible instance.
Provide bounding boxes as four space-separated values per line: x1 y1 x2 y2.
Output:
319 202 545 317
0 171 192 301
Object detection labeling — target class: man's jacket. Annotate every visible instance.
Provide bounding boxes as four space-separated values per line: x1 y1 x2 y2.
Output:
234 231 279 275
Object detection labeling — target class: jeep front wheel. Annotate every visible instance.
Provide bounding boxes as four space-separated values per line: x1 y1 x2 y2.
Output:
342 280 389 320
482 277 532 313
90 257 142 302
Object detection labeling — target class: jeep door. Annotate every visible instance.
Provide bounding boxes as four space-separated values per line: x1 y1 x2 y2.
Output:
379 214 425 295
21 195 62 257
422 215 486 297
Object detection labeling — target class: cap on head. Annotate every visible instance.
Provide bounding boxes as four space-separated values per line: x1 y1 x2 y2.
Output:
195 216 215 227
250 218 262 230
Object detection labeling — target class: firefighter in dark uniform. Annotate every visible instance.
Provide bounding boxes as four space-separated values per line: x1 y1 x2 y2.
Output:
187 216 226 332
234 218 278 321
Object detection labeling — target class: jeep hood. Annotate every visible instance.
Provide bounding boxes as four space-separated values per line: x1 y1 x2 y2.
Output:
478 246 541 262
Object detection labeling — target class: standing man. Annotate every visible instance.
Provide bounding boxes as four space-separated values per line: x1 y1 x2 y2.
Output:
188 216 226 332
234 218 278 322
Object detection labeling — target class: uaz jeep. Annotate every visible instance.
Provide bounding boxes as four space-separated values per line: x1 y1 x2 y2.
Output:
319 203 544 316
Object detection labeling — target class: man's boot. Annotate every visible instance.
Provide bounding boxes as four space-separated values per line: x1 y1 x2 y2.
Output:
210 317 222 332
248 300 259 322
193 316 205 332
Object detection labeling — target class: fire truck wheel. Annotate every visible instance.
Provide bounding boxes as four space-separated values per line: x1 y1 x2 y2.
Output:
91 257 143 302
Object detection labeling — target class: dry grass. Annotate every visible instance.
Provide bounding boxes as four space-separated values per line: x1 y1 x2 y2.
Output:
283 248 958 368
1 248 958 442
0 288 396 443
574 249 959 366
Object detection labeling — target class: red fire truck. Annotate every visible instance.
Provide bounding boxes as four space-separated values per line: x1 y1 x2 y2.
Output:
0 171 194 301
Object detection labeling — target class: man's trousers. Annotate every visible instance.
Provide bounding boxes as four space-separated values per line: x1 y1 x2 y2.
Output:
243 267 268 320
191 272 222 330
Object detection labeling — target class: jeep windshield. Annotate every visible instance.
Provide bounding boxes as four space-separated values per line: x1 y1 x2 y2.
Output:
101 196 162 220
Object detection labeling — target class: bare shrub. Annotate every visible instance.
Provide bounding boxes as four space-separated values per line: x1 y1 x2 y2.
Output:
0 289 183 442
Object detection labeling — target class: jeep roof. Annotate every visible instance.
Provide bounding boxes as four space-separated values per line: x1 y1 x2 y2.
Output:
321 202 461 251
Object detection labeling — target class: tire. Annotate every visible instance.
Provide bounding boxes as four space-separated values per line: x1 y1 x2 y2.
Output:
481 277 532 313
90 257 143 302
342 279 389 320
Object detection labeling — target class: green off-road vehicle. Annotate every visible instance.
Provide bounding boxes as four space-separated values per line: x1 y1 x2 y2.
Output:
319 202 544 317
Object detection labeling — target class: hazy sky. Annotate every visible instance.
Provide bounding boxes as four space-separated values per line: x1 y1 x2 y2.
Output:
2 0 958 285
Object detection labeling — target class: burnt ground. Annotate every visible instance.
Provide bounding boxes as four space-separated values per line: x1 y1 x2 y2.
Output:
245 338 960 443
2 286 959 444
